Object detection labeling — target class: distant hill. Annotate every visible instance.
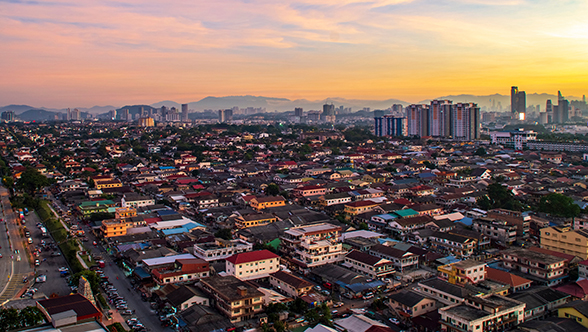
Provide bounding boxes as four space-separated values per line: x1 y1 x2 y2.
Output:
0 104 39 114
152 95 411 112
18 109 58 121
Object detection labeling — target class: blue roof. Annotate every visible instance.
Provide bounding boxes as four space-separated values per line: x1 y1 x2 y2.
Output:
133 266 151 279
436 256 460 265
344 280 386 293
159 166 176 170
418 173 437 178
458 217 473 226
161 228 186 236
373 214 396 221
157 209 179 216
377 238 399 244
394 178 418 185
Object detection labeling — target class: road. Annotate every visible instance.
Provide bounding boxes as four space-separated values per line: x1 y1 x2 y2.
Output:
0 186 34 305
48 194 171 332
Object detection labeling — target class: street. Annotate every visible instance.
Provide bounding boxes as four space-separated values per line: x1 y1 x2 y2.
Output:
49 193 172 332
0 185 34 305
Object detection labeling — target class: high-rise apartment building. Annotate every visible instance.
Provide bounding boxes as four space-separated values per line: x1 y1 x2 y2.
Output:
218 109 233 123
181 104 189 122
374 115 406 137
403 101 479 140
406 104 429 137
511 86 526 119
429 100 452 137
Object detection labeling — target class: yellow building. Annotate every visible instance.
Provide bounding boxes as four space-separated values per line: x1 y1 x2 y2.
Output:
234 213 277 229
93 175 123 190
138 117 155 127
437 259 487 285
344 200 379 216
250 196 286 210
558 301 588 328
100 209 144 238
541 226 588 260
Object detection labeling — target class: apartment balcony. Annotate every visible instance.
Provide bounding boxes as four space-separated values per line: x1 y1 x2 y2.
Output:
439 320 469 332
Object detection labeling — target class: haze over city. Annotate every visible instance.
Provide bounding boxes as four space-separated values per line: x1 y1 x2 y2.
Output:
1 0 587 108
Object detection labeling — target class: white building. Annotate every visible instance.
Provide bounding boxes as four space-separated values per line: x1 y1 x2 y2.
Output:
193 239 253 263
225 250 280 280
281 223 346 272
490 130 537 150
439 295 526 332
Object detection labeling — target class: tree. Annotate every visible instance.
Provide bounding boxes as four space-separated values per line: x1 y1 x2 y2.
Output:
0 307 20 331
2 176 14 190
477 181 523 211
18 307 44 327
539 193 581 218
215 228 233 240
16 167 49 195
474 147 487 156
266 183 280 196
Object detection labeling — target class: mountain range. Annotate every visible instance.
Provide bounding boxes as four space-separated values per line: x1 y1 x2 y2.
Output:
1 92 584 121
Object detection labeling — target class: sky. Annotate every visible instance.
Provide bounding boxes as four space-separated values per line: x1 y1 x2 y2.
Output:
1 0 587 108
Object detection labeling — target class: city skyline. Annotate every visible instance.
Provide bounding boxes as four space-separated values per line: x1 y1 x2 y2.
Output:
2 0 587 108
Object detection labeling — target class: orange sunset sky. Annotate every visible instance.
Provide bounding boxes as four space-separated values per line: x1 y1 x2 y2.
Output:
1 0 587 108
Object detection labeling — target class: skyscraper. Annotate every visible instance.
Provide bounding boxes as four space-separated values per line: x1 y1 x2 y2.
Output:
511 86 526 119
181 104 189 122
294 107 303 117
218 109 233 123
322 103 336 123
558 91 569 123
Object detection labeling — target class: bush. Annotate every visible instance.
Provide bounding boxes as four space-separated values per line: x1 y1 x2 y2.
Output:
96 294 108 309
107 322 126 332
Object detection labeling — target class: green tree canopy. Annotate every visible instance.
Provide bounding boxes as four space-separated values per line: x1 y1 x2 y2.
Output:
16 167 49 195
266 183 280 196
539 193 581 218
477 181 523 211
215 228 233 240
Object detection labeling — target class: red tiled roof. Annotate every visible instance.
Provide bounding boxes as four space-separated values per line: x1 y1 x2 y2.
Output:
144 217 162 224
345 200 378 208
486 267 532 288
226 250 279 265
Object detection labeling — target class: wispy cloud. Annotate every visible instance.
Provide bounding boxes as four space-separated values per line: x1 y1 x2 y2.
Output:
0 0 586 107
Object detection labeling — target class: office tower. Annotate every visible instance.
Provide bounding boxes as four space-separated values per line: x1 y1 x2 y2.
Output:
121 108 130 121
406 104 429 137
375 115 406 137
294 107 303 117
181 104 188 122
322 103 336 123
558 91 569 123
1 110 14 122
392 104 403 114
218 109 233 123
511 86 526 119
307 111 320 122
66 108 72 121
